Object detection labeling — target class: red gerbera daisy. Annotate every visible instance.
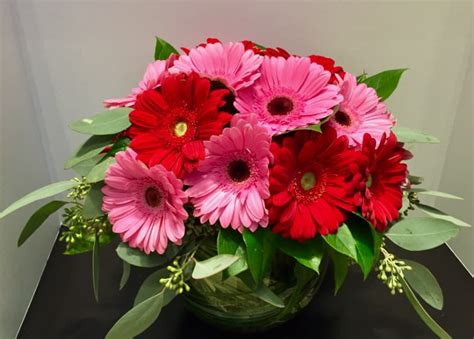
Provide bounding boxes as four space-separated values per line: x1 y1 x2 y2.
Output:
308 55 345 83
268 128 364 241
359 132 411 231
128 72 231 178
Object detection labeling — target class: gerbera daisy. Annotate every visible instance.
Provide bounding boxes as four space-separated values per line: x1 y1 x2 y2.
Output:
128 72 231 178
185 115 272 232
328 73 394 147
170 41 263 92
359 133 411 231
234 56 342 135
267 128 364 241
102 149 188 254
308 55 345 84
104 55 177 109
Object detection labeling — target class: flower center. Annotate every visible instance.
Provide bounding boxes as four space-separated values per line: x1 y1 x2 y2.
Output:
267 96 294 116
227 159 251 182
300 172 316 191
174 121 188 137
334 111 352 127
145 187 162 208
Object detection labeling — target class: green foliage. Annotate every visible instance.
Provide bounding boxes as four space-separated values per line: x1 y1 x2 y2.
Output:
237 270 285 308
276 236 324 273
70 108 132 135
0 180 77 220
415 203 470 227
408 174 424 185
410 188 463 200
119 261 131 291
116 242 177 268
362 68 407 101
386 217 459 251
191 254 240 279
242 229 277 284
64 134 113 169
134 268 169 306
217 229 248 277
92 234 100 302
18 200 68 246
392 126 440 144
400 279 451 338
404 260 443 310
154 36 179 60
322 224 357 260
83 183 105 219
105 137 130 156
86 157 116 183
106 288 175 339
329 250 349 294
347 216 377 279
70 154 104 177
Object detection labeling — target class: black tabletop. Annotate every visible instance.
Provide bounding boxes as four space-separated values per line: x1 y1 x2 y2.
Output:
18 238 473 339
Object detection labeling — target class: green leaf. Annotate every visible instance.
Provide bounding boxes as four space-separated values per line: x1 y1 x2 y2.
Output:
348 216 376 279
17 200 68 246
70 108 132 135
83 183 104 219
191 254 240 279
217 229 248 277
86 157 116 183
362 68 407 101
255 283 285 308
63 232 115 255
386 217 459 251
119 261 131 291
400 278 451 338
329 250 349 294
415 203 470 227
225 246 248 277
154 36 179 60
243 229 276 284
372 228 384 267
410 189 463 200
92 234 100 302
64 134 113 169
404 260 443 310
116 242 176 268
105 137 130 157
322 224 358 260
392 126 440 144
134 268 175 306
277 236 324 273
106 289 173 339
408 174 424 185
70 154 103 177
356 72 368 83
0 180 77 219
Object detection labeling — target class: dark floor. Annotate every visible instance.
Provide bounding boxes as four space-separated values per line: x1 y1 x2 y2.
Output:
18 239 473 339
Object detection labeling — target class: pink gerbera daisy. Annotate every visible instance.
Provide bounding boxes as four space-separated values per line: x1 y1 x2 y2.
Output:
102 149 188 254
328 72 395 147
104 55 177 109
185 115 272 232
234 56 342 135
169 41 263 92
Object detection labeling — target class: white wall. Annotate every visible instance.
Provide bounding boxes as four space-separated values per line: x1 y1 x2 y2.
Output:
0 1 59 338
0 0 472 336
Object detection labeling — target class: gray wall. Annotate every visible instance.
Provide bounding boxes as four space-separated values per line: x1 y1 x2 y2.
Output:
0 0 472 337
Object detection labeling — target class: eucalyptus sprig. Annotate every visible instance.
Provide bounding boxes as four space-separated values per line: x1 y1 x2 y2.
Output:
376 244 412 295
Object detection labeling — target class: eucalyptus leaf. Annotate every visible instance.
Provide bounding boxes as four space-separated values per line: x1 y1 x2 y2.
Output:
410 189 463 200
64 134 113 169
277 236 324 273
106 289 172 339
392 126 440 144
386 217 459 251
119 261 131 291
86 157 116 183
400 279 451 338
116 242 176 268
92 234 100 302
70 108 132 135
322 224 357 260
154 36 179 60
83 183 104 219
70 154 103 177
362 68 407 101
404 260 443 310
408 174 424 185
243 229 276 284
192 254 240 279
134 268 169 306
18 200 68 246
415 203 470 227
0 180 76 219
329 250 349 294
254 283 285 308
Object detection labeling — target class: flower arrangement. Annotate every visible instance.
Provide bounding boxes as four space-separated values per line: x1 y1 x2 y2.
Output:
1 37 469 339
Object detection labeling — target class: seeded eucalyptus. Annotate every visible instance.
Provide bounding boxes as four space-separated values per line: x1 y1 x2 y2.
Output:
377 244 412 295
